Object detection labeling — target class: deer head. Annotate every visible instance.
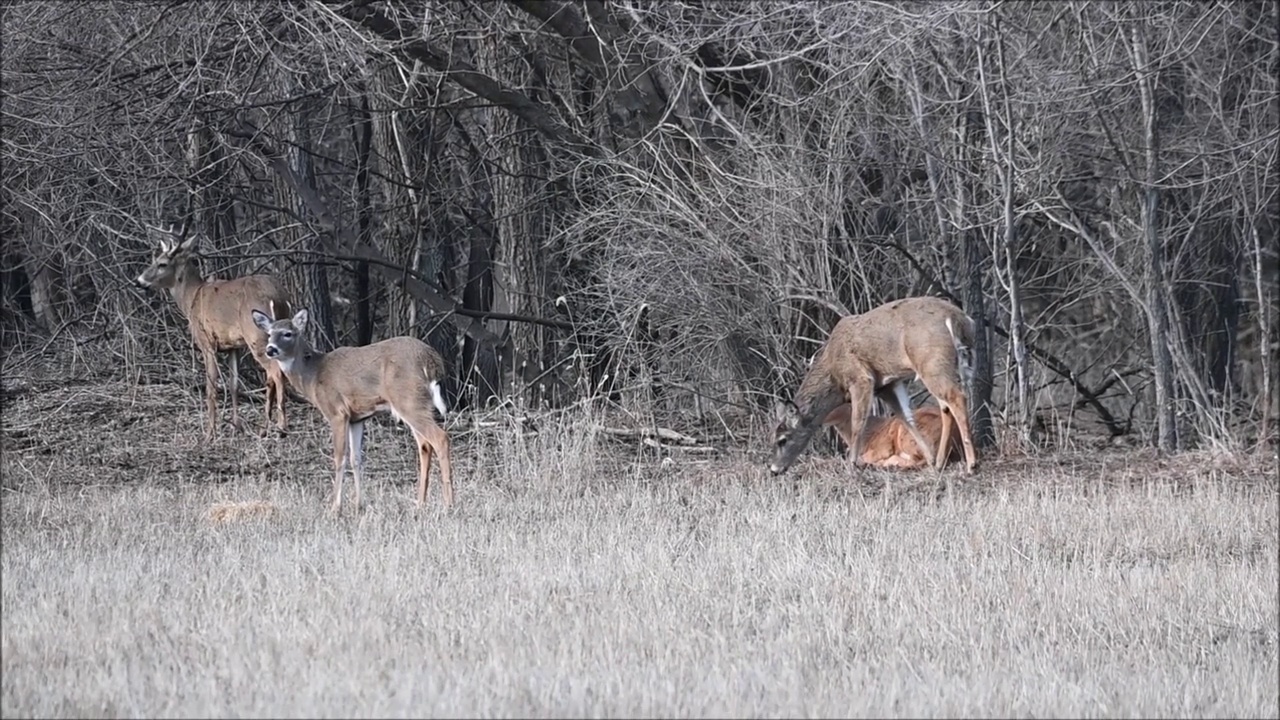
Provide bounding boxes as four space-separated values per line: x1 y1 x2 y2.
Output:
135 225 199 290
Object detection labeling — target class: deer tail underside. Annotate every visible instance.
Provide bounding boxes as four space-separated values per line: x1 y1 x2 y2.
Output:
426 374 448 417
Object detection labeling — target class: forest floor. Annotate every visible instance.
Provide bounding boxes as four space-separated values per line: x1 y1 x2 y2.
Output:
2 376 1277 718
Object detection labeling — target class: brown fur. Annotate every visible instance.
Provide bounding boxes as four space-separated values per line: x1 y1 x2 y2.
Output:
252 308 453 514
771 296 978 475
135 228 292 439
822 405 964 469
206 500 277 525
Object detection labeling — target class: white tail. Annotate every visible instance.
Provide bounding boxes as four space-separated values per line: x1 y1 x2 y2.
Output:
252 307 454 513
135 224 293 438
428 377 447 417
771 296 978 475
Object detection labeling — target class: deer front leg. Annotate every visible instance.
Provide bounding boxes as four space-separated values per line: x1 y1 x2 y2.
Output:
227 352 244 434
822 403 855 448
200 346 220 440
271 362 287 432
251 345 287 435
347 421 365 512
843 382 875 468
329 415 350 515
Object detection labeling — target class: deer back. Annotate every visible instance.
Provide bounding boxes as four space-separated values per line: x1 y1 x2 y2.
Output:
819 296 970 386
310 337 446 420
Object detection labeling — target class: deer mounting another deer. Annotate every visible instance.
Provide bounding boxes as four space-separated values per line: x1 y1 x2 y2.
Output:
823 404 965 469
770 296 978 475
251 308 453 514
134 224 292 439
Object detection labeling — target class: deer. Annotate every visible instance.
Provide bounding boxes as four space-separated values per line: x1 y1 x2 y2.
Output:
823 404 965 469
769 296 978 475
134 225 292 439
251 307 453 514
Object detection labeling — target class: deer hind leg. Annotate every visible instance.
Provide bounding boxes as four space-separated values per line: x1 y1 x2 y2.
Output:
880 381 936 469
936 407 955 469
411 430 434 506
944 394 978 473
329 415 350 514
411 422 452 509
393 397 453 510
920 370 977 473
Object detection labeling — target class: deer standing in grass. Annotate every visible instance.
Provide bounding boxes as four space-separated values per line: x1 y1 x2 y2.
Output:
823 404 965 469
770 296 978 475
251 308 453 514
134 226 292 439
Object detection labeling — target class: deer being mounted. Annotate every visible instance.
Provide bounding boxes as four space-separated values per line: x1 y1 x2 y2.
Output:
823 404 965 469
134 225 292 439
251 308 453 514
770 296 978 475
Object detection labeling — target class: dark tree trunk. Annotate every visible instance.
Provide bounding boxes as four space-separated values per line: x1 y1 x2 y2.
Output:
351 87 375 347
293 100 336 350
1130 22 1177 451
961 108 995 448
461 221 498 406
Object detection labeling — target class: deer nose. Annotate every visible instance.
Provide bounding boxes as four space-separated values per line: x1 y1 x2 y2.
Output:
134 275 149 288
769 464 783 475
265 345 279 358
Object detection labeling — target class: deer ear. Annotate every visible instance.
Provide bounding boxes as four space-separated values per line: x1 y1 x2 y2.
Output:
774 401 799 426
177 235 199 254
292 308 309 332
251 309 273 334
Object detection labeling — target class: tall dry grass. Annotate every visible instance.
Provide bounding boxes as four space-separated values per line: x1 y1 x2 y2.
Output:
2 381 1277 718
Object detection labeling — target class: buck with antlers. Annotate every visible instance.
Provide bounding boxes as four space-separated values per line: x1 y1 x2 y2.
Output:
251 308 453 514
823 404 965 469
770 296 978 475
134 225 292 439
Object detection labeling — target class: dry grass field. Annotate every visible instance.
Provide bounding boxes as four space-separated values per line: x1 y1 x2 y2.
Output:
2 377 1277 718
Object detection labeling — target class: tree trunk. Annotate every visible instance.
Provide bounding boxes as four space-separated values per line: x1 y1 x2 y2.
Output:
960 106 995 448
351 86 375 347
1130 20 1177 451
292 99 336 350
979 15 1033 446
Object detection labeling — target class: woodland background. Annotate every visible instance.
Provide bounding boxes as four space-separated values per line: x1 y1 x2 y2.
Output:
2 0 1277 453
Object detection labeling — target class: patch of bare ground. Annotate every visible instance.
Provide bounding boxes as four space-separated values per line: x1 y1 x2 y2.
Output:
2 380 1277 718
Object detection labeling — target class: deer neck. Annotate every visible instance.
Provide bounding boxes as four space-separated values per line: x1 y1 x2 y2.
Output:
794 371 845 429
781 372 847 460
276 343 327 402
168 264 208 319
